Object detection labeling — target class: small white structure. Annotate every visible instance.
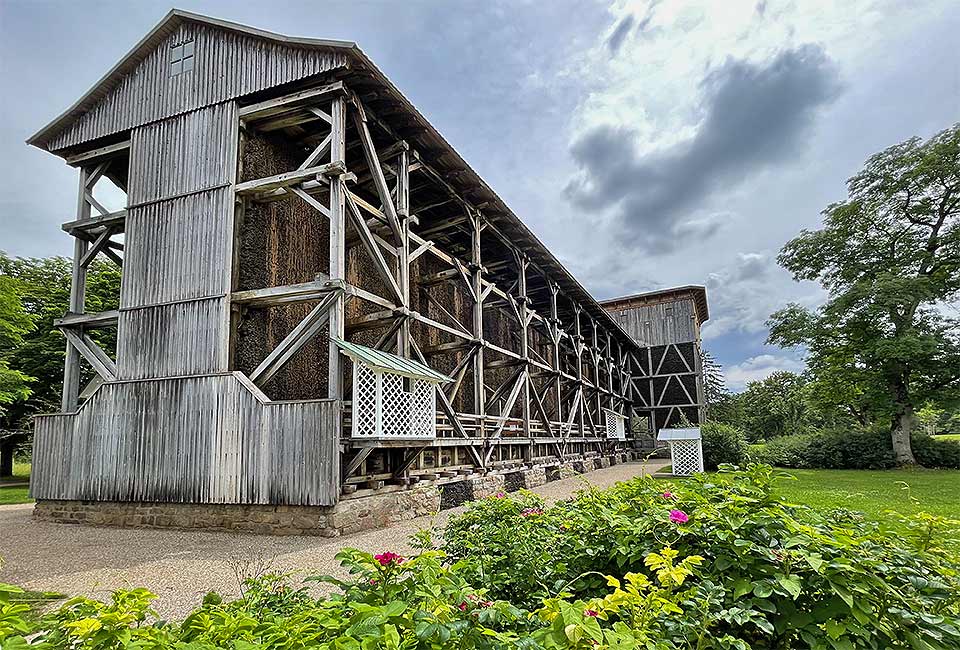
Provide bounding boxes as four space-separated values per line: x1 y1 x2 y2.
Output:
603 408 627 440
657 427 704 475
335 339 451 440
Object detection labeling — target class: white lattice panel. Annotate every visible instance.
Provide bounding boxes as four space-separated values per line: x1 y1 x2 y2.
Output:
604 410 626 440
670 439 704 475
353 363 378 437
380 373 412 437
348 359 439 440
410 380 436 437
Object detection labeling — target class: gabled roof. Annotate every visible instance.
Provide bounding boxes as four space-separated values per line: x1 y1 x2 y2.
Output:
27 9 357 149
334 339 452 383
28 9 643 351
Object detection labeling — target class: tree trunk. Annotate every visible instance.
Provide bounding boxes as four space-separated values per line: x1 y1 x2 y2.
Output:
890 378 917 465
0 440 13 478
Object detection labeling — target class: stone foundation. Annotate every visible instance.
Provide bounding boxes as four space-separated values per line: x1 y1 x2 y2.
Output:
35 453 631 536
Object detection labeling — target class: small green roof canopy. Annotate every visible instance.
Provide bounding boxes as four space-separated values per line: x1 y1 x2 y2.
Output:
334 339 451 383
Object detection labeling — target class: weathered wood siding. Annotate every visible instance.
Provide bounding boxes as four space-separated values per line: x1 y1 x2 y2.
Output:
117 298 229 379
31 373 340 506
47 21 348 152
118 104 236 378
121 187 233 307
126 103 236 206
608 299 697 347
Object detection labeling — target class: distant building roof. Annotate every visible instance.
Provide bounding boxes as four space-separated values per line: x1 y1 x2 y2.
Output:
600 285 709 327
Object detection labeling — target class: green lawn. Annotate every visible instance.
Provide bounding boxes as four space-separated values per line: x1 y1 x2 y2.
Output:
935 434 960 443
772 468 960 521
0 460 33 504
0 485 31 505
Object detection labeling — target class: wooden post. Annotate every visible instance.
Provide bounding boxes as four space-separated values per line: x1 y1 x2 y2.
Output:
62 166 91 412
397 147 411 357
327 96 347 399
470 210 485 445
515 252 532 458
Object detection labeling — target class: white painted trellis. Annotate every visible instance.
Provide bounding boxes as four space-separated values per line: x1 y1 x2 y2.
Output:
657 427 704 475
336 339 451 440
603 408 626 440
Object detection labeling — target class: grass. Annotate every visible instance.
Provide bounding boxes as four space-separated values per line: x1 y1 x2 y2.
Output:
0 460 33 504
0 485 31 505
771 468 960 521
935 434 960 443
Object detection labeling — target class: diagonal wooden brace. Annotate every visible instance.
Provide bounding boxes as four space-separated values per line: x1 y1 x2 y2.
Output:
250 290 340 387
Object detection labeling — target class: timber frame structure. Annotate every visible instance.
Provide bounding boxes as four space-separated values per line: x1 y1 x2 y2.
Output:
26 11 705 519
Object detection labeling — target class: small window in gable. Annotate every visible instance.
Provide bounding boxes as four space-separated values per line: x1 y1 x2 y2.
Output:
170 40 195 76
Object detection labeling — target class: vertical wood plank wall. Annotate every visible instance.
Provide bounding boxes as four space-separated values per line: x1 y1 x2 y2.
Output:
608 299 697 347
118 104 237 379
47 22 348 152
31 374 340 506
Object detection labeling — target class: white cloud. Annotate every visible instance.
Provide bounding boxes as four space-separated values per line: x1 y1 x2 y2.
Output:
725 353 806 392
700 251 826 340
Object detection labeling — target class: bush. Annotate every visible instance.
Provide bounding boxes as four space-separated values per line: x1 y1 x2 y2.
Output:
6 468 960 650
443 466 960 649
912 432 960 468
749 427 960 469
699 421 749 470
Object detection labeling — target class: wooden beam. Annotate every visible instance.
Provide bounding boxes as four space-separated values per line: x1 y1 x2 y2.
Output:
62 209 127 235
55 310 119 329
239 81 345 119
344 192 404 304
234 161 345 196
351 100 402 239
250 291 340 387
230 277 336 307
62 329 116 381
64 140 130 166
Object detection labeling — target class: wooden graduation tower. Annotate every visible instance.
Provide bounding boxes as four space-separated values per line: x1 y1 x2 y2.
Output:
26 11 702 532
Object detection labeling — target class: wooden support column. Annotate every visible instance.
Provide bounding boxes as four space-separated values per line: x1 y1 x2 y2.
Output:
62 166 91 412
515 251 532 458
328 95 347 399
470 210 486 448
572 303 585 437
396 147 411 357
549 281 563 448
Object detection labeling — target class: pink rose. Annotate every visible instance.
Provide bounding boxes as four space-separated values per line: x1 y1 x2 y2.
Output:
669 509 689 524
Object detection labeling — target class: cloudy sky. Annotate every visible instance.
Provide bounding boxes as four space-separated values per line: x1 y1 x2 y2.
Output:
1 0 958 390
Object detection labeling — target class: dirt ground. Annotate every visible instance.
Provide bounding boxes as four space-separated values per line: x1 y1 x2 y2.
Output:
0 460 667 620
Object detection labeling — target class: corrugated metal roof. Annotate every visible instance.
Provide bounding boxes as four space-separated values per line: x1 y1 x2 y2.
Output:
657 427 701 441
333 339 451 383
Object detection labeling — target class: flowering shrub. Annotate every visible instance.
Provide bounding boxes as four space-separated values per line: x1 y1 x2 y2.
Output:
443 464 960 649
3 466 958 649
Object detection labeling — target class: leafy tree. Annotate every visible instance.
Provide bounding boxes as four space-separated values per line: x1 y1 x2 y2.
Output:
699 349 741 425
737 371 812 441
769 124 960 464
0 253 120 431
0 275 36 414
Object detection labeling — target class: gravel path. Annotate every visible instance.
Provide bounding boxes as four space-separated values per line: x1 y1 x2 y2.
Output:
0 460 667 620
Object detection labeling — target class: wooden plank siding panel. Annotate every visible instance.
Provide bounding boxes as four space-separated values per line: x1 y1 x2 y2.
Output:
47 22 348 152
116 298 229 379
609 299 697 347
127 103 236 205
121 187 232 307
30 374 340 506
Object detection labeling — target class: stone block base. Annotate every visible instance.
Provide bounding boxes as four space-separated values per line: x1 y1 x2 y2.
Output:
35 485 441 538
35 453 632 536
439 473 506 509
